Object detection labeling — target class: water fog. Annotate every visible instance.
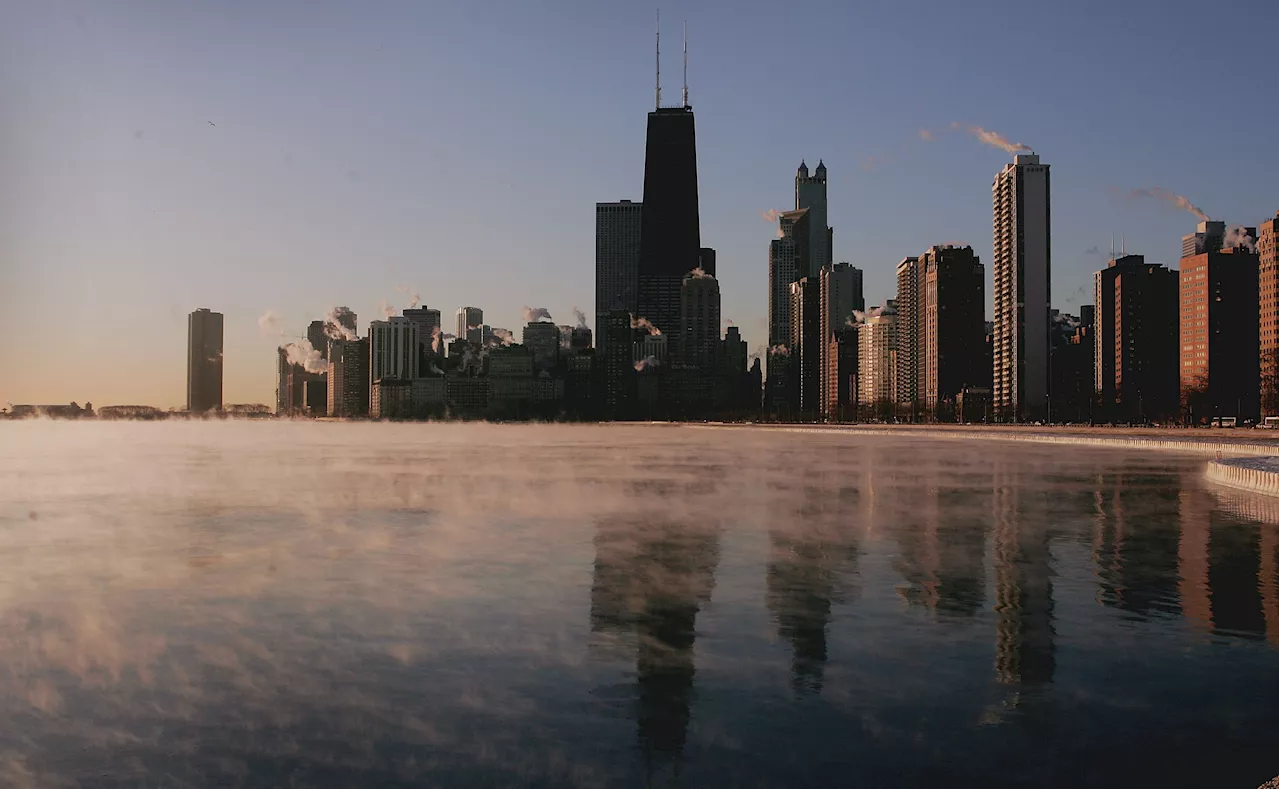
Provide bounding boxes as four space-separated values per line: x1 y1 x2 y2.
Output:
0 422 1274 787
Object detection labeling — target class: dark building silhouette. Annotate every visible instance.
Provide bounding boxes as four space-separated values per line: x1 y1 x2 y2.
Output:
1179 245 1261 423
637 103 701 351
768 209 811 348
819 262 863 420
186 308 223 412
601 306 635 418
595 200 643 356
922 245 986 419
824 326 859 422
1093 255 1179 422
1049 307 1094 423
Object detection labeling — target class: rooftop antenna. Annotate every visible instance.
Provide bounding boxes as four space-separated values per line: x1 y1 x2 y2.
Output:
1110 233 1115 260
1121 234 1126 256
655 10 661 110
682 21 689 108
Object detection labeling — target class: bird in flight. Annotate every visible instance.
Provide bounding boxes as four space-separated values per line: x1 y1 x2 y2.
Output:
208 121 216 126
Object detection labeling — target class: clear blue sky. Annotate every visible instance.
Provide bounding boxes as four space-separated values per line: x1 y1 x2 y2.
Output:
2 0 1275 407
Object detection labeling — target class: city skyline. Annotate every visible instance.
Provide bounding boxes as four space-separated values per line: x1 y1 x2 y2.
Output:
2 1 1275 408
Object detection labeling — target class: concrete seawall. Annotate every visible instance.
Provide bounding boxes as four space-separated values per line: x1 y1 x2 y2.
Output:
1205 456 1279 497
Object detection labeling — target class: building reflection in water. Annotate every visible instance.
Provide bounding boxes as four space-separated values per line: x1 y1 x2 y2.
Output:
589 510 720 777
890 456 987 619
764 472 862 696
1177 472 1275 643
1086 468 1275 645
1091 472 1183 616
992 461 1056 688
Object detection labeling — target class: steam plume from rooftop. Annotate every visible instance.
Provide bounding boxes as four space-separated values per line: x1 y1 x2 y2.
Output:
1128 187 1211 221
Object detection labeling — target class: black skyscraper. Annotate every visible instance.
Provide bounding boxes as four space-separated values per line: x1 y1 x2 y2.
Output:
637 105 701 352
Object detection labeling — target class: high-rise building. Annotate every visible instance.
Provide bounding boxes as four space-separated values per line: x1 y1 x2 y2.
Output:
186 308 224 413
522 321 560 371
920 245 986 418
825 326 859 422
795 161 832 277
403 307 442 358
1181 220 1227 259
1050 306 1094 424
307 320 328 359
570 325 592 353
698 247 717 277
455 307 483 346
276 347 304 416
858 304 898 418
992 153 1051 422
1179 243 1261 423
327 337 369 417
637 89 701 353
819 263 863 420
369 317 420 383
789 277 821 418
895 256 922 416
601 307 634 416
596 200 643 356
723 326 747 373
1259 212 1279 418
768 209 811 347
680 270 720 370
1092 255 1180 422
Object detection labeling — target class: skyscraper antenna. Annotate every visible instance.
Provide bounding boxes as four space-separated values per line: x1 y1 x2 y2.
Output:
682 21 689 108
655 10 661 110
1110 233 1115 260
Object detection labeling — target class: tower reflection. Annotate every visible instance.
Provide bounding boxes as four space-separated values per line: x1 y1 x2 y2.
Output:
765 475 862 696
992 462 1056 688
589 513 720 773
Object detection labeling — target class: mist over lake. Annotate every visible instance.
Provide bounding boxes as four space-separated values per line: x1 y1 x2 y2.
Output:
0 422 1274 788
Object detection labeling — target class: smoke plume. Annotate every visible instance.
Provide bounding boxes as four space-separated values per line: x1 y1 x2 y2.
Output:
846 310 866 327
523 306 553 323
572 307 588 328
634 356 661 372
761 208 783 223
687 267 712 279
323 307 358 341
258 310 284 337
630 316 662 336
1223 225 1257 252
768 344 790 357
950 122 1032 155
283 339 329 375
394 285 421 309
1128 188 1211 221
378 299 396 319
492 328 515 346
918 129 934 142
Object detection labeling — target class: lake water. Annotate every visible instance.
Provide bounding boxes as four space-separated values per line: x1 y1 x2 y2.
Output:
0 422 1275 788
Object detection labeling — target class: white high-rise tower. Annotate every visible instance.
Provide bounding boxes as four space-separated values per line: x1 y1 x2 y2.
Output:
992 153 1051 422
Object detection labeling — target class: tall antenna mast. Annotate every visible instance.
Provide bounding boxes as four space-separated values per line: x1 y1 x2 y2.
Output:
682 21 689 107
655 10 661 110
